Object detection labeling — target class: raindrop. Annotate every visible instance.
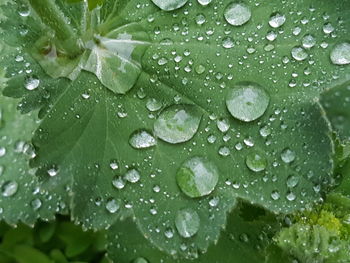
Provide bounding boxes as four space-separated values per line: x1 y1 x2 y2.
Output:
146 98 162 112
110 161 119 170
164 228 174 239
124 169 141 183
259 125 271 137
30 198 42 210
222 37 234 49
0 147 6 157
245 152 267 172
323 23 334 34
218 146 230 157
196 14 206 25
133 257 148 263
195 64 206 74
154 104 202 144
286 191 296 201
198 0 212 5
112 176 126 189
226 82 270 122
291 46 308 61
129 130 156 149
271 190 280 200
175 208 200 238
209 196 220 207
330 43 350 65
106 199 119 214
302 34 316 49
224 2 251 26
217 118 230 133
47 168 58 177
269 13 286 28
151 0 188 11
286 175 299 188
281 148 296 163
1 181 18 197
176 157 219 198
25 77 40 91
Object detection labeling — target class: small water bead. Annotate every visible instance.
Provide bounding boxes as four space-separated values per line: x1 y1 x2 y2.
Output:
281 148 296 164
218 146 230 157
323 23 334 34
0 147 6 157
266 31 277 41
106 199 119 214
226 82 270 122
154 104 202 144
112 176 126 189
222 37 234 49
25 77 40 91
47 168 58 177
133 257 148 263
151 0 188 11
164 228 174 239
198 0 212 5
209 196 220 207
302 34 316 49
176 157 219 198
291 46 308 61
269 13 286 28
245 152 267 172
224 2 251 26
207 134 217 144
129 130 156 149
330 43 350 65
195 64 206 74
175 208 200 238
217 118 230 133
271 190 280 200
146 98 162 112
110 161 119 170
124 169 140 183
286 191 296 201
30 198 42 210
196 14 206 25
286 175 299 188
259 125 271 137
1 181 18 197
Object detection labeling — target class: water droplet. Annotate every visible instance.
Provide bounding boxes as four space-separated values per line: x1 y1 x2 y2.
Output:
226 82 270 122
47 168 58 177
291 46 308 61
0 147 6 157
146 98 162 112
269 13 286 28
246 152 267 172
323 23 334 34
330 43 350 65
281 148 296 163
224 3 251 26
112 176 126 189
154 104 202 144
286 175 299 188
164 228 174 239
198 0 212 5
271 190 280 200
31 198 42 210
195 13 206 25
106 199 119 213
25 77 40 91
222 37 234 49
175 208 200 238
209 196 220 207
1 181 18 197
266 31 277 41
286 191 296 201
151 0 188 11
218 146 230 157
217 118 230 133
110 161 119 170
259 125 271 137
124 169 141 183
129 130 156 149
195 64 206 74
302 34 316 49
133 257 148 263
176 157 219 198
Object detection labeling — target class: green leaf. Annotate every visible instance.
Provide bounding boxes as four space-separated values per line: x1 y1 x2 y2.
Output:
12 245 53 263
2 0 350 258
0 95 63 225
107 202 279 263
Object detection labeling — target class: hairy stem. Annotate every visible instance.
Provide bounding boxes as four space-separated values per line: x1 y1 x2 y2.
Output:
28 0 82 57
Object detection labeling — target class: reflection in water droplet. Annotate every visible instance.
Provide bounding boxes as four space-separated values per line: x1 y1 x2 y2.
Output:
281 148 296 163
246 152 267 172
106 199 119 213
151 0 188 11
1 181 18 197
175 208 200 238
154 104 202 144
224 3 251 26
176 157 219 198
129 130 156 149
291 46 308 61
269 13 286 28
330 43 350 65
226 82 270 122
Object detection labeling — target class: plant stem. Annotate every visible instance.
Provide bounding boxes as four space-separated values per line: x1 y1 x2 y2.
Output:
28 0 82 57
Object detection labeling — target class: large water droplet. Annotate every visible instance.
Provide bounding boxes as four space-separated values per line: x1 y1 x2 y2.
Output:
1 181 18 197
245 152 267 172
151 0 188 11
175 208 200 238
176 157 219 198
281 148 296 164
226 82 270 122
154 104 202 144
330 43 350 65
291 46 308 61
268 13 286 28
224 3 251 26
129 130 156 149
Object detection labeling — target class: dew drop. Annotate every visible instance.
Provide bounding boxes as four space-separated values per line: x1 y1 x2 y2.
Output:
164 228 174 239
146 98 162 112
226 82 270 122
224 2 251 26
175 208 200 238
154 104 202 144
291 46 308 61
112 176 126 189
330 43 350 65
217 118 230 133
30 198 42 210
106 199 119 214
271 190 280 200
133 257 148 263
129 130 156 149
286 191 296 201
302 34 316 49
245 152 267 172
1 181 18 197
176 157 219 198
198 0 212 5
222 37 234 49
286 175 299 188
124 169 141 183
218 146 230 157
151 0 188 11
269 13 286 28
25 77 40 91
281 148 296 164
